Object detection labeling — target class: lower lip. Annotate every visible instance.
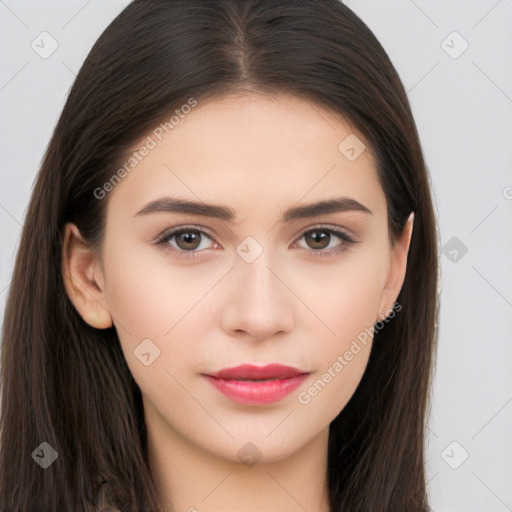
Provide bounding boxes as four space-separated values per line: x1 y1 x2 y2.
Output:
204 374 309 405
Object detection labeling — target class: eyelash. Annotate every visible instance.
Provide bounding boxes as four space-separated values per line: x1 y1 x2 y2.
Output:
153 224 356 260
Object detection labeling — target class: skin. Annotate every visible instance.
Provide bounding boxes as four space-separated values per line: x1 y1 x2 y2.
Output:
62 92 413 512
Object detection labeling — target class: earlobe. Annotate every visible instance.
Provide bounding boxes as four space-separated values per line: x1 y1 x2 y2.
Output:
61 223 113 329
377 212 414 321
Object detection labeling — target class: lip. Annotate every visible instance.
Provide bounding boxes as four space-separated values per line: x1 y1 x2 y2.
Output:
208 363 308 380
203 364 311 405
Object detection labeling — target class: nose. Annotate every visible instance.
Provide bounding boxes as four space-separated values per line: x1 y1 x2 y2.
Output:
220 251 295 342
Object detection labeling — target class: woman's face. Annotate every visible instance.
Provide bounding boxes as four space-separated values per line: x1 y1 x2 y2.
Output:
66 92 412 464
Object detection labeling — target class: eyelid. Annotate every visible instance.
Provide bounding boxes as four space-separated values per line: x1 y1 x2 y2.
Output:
291 222 356 242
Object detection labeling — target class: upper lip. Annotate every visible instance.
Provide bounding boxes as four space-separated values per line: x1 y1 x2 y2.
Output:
207 363 309 380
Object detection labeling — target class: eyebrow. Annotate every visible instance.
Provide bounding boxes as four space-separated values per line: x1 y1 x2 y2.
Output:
135 196 372 223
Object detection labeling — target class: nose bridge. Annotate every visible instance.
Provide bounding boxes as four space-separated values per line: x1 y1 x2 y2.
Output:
239 247 280 301
222 242 295 339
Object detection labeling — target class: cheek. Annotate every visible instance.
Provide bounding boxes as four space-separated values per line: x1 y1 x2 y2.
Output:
297 244 387 345
293 247 387 413
101 243 223 389
103 242 221 342
298 344 372 415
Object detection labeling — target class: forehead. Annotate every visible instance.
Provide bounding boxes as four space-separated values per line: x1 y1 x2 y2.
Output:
107 92 386 221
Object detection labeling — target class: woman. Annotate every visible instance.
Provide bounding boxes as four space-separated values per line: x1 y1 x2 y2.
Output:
0 0 439 511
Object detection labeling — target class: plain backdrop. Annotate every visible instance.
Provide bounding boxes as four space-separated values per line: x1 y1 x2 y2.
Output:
1 1 511 511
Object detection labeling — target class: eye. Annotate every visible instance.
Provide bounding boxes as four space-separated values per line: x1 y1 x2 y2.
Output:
153 224 356 260
154 226 216 258
292 226 356 258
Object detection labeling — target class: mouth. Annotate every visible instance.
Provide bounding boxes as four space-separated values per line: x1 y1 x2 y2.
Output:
206 363 309 380
226 378 285 381
203 363 311 405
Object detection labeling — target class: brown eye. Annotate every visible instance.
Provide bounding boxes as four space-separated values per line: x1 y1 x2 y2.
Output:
156 227 216 256
304 229 332 250
173 230 203 250
293 226 356 258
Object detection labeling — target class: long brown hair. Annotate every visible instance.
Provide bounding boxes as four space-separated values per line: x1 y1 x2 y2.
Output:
0 1 439 510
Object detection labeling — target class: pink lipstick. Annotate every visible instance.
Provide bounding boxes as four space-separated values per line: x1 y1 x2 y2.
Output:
203 363 310 405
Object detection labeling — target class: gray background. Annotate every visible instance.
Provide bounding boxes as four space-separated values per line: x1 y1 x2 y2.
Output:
1 1 511 510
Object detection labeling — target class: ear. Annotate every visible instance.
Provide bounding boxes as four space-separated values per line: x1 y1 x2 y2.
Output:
377 212 414 321
61 222 113 329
